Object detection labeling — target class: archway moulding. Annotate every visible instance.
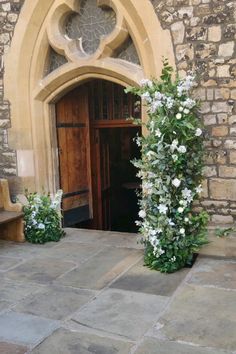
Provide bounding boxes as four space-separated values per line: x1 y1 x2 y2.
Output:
4 0 175 192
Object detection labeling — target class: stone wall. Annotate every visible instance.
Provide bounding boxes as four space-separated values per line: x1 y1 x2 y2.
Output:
0 0 24 178
1 0 236 223
151 0 236 223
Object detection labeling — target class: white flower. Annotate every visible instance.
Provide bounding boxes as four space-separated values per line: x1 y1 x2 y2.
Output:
182 188 192 202
154 92 163 100
158 204 168 214
179 106 184 112
176 113 182 120
150 100 163 113
195 128 202 137
184 217 189 222
183 108 190 114
178 207 184 213
141 92 152 103
168 219 175 226
183 98 196 108
170 139 178 152
195 184 203 194
172 178 181 188
165 96 175 109
155 128 162 137
140 79 153 88
179 228 185 235
38 223 45 230
172 154 178 162
178 145 187 153
171 256 176 262
139 210 146 219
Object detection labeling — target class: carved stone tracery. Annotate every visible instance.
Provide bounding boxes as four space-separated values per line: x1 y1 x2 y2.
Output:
45 0 140 75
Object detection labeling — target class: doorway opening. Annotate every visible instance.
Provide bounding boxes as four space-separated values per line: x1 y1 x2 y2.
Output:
56 79 141 232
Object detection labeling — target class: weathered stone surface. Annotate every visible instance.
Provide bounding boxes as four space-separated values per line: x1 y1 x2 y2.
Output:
212 126 228 137
171 21 185 44
211 214 234 224
14 286 96 321
229 151 236 163
217 65 230 77
73 288 168 340
39 242 103 264
158 285 236 350
110 259 189 296
210 178 236 200
0 256 22 271
5 258 76 284
212 101 230 113
203 166 217 177
219 165 236 177
208 25 222 42
188 257 236 289
56 247 142 290
0 312 59 346
0 342 28 354
31 328 133 354
0 278 41 303
218 41 235 57
135 338 232 354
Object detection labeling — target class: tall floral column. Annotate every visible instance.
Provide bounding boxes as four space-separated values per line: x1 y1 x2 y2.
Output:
127 61 209 273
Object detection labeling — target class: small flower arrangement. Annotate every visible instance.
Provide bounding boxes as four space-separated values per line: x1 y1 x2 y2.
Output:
126 60 209 273
23 190 65 244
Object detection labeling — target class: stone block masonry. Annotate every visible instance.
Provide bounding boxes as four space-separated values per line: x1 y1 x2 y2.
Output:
0 0 24 178
151 0 236 224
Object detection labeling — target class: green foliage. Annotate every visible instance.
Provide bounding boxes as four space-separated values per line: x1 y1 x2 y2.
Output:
23 190 65 244
215 227 235 238
127 60 209 273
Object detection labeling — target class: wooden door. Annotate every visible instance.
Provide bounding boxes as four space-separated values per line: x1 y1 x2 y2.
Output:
56 86 92 227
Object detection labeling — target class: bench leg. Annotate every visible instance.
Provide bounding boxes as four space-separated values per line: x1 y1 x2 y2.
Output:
0 218 25 242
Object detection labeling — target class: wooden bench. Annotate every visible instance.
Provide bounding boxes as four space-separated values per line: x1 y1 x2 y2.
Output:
0 179 25 242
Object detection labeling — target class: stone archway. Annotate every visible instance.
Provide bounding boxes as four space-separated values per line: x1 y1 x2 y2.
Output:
4 0 175 194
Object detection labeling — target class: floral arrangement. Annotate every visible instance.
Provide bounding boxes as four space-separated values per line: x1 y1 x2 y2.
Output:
126 60 209 273
23 190 65 244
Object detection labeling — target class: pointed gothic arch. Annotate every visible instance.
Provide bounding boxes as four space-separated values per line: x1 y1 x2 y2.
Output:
4 0 175 193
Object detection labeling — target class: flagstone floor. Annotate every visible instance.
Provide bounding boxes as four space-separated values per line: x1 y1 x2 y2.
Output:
0 228 235 354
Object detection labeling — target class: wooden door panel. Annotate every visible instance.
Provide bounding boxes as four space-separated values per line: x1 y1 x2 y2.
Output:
56 86 92 227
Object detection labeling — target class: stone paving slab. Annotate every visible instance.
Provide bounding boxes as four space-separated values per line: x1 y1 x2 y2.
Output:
0 341 28 354
0 300 12 312
73 288 168 340
0 278 42 303
31 328 133 354
111 259 189 296
188 257 236 289
0 312 59 346
0 241 55 259
199 231 236 258
14 286 96 320
64 228 142 249
39 242 103 264
157 284 236 351
134 338 233 354
5 258 76 284
57 247 142 290
0 256 23 271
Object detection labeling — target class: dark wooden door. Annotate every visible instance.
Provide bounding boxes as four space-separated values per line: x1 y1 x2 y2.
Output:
56 86 92 227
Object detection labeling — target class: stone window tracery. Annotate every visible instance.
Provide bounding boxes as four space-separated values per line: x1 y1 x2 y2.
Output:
45 47 68 75
65 0 116 55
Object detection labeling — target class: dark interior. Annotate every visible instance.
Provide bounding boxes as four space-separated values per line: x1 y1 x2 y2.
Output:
102 127 141 232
